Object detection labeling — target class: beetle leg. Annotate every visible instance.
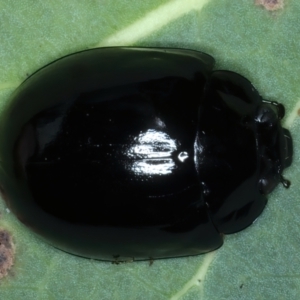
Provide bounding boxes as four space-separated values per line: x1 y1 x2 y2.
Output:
279 175 291 189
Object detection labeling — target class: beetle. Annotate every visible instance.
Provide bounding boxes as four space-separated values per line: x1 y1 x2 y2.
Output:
0 47 293 261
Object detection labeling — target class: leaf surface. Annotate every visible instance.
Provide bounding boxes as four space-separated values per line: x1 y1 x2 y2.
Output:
0 1 299 299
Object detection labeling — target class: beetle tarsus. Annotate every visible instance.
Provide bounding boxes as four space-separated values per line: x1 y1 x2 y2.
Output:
280 175 291 188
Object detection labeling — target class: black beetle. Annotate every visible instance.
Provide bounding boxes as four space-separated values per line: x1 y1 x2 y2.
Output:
0 47 293 261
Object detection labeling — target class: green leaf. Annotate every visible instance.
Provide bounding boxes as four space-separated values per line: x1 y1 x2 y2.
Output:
0 0 299 299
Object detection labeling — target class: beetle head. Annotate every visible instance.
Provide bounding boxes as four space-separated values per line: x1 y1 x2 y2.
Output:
254 102 293 194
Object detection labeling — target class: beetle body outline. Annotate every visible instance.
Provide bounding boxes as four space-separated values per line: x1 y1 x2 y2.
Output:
0 47 293 260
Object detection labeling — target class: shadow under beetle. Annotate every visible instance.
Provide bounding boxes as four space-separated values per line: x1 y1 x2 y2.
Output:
0 47 293 261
